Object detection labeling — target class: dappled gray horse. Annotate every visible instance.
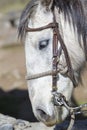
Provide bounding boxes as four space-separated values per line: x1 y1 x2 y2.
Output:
19 0 87 127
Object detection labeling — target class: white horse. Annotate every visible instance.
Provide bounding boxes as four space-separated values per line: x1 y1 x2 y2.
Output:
19 0 87 127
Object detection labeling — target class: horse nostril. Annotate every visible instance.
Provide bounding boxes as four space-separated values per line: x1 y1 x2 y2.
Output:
36 108 50 121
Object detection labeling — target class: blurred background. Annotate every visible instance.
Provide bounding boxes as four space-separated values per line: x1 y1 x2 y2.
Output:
0 0 28 91
0 0 87 122
0 0 37 122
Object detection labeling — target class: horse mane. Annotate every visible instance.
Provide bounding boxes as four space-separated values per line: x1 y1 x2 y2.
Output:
18 0 86 44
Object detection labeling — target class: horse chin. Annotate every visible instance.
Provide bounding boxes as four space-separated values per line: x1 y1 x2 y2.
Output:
43 119 62 127
44 121 58 127
37 116 61 127
39 114 64 127
42 114 66 127
35 114 58 126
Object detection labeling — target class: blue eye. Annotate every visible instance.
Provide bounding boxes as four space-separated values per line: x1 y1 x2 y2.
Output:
39 39 49 50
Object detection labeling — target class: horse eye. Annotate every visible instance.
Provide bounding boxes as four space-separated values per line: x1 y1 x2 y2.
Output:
39 39 49 50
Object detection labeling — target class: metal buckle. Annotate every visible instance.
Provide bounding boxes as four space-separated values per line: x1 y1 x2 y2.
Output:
52 91 65 106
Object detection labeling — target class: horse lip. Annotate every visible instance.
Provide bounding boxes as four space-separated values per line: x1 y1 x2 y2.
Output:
39 117 57 126
42 117 62 127
36 109 62 126
35 108 56 124
43 106 63 126
36 112 55 122
44 121 56 127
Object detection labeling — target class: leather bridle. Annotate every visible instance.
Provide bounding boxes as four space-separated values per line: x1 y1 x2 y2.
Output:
25 9 77 92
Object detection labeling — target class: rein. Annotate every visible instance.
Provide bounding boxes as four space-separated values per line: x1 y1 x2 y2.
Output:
25 8 87 130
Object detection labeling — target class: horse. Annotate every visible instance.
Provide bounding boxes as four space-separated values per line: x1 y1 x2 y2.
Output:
18 0 87 127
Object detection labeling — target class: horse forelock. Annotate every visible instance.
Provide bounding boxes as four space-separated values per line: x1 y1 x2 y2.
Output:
18 0 39 39
18 0 86 45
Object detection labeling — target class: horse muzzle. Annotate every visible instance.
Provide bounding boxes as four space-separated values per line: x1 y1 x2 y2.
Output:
34 104 64 126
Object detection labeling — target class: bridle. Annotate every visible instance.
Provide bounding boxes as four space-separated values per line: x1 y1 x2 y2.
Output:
25 9 77 88
25 7 87 130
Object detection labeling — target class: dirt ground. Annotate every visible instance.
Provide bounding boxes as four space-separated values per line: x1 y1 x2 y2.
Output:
0 45 87 104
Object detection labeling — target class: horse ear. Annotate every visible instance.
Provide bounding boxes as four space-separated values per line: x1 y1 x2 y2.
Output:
41 0 53 9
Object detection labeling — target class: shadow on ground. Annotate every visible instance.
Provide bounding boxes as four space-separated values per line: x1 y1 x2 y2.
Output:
0 89 37 122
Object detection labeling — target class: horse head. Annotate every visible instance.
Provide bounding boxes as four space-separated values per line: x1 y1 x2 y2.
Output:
19 0 86 127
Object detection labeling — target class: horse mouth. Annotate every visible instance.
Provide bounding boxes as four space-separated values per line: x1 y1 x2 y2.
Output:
37 115 61 127
35 106 63 126
40 114 63 127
